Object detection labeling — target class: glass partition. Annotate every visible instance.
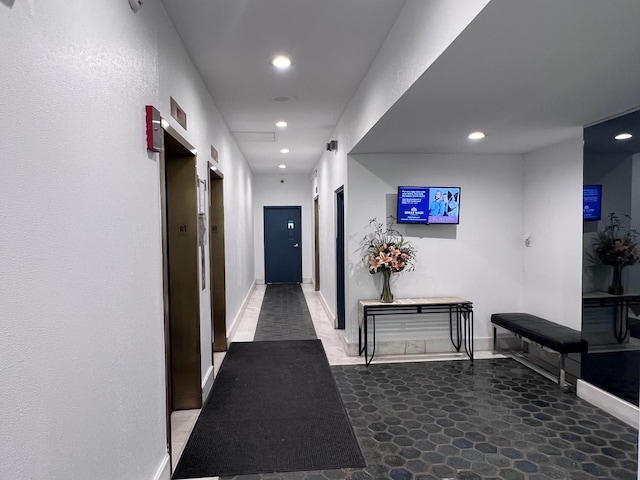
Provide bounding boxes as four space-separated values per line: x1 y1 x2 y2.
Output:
582 109 640 406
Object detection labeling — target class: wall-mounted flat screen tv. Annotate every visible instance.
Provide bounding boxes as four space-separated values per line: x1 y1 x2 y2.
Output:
397 186 461 224
583 184 602 221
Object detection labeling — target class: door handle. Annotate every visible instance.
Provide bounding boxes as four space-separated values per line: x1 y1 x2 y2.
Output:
293 243 299 248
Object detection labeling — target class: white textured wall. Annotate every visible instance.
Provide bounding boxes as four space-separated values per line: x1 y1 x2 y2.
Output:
0 2 254 479
346 153 525 345
340 0 491 151
157 8 255 379
253 175 313 283
313 0 488 327
314 150 349 321
522 139 584 330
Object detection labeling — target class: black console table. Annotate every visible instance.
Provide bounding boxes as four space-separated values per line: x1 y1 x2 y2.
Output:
358 297 474 366
582 292 640 343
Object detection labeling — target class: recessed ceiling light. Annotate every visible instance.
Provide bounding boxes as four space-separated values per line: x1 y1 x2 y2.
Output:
280 148 290 154
468 131 486 140
279 164 287 169
271 55 291 69
276 121 288 128
615 133 633 140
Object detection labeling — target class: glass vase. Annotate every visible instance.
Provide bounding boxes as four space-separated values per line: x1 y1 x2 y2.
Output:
608 264 624 295
380 270 394 303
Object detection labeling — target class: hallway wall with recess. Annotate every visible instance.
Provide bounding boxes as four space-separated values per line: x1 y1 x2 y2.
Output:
0 2 255 479
347 152 526 349
312 0 490 327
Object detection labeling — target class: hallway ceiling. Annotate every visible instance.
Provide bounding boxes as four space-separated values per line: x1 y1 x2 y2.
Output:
162 0 640 174
160 0 407 174
352 0 640 156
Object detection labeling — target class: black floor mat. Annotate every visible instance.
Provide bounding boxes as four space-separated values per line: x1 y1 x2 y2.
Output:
172 340 365 478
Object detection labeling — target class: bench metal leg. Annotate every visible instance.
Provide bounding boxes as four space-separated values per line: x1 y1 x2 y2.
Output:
492 324 575 390
493 326 497 353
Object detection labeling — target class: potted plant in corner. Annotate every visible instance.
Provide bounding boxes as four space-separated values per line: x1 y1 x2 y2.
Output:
592 212 640 295
361 218 416 302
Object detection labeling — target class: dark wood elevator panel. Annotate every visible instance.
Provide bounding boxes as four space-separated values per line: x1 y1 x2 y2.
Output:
166 154 202 411
209 169 227 353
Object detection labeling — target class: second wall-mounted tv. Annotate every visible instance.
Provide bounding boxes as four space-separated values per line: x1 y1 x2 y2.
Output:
583 184 602 221
397 186 461 224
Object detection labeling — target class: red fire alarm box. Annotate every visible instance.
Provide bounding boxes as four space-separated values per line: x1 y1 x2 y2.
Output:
146 105 162 152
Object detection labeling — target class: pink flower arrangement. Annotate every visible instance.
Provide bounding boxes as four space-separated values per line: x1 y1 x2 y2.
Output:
361 219 416 274
592 212 639 267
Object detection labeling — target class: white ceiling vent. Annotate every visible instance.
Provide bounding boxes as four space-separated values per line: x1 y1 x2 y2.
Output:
232 132 275 143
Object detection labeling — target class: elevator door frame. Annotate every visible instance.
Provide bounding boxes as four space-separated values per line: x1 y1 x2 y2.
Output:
159 123 202 468
208 163 227 352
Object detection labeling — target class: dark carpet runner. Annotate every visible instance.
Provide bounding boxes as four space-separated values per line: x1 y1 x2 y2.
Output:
253 284 317 341
172 340 365 478
173 284 364 478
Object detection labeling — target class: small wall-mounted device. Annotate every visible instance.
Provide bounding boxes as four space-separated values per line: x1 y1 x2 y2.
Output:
146 105 162 152
128 0 144 12
326 140 338 152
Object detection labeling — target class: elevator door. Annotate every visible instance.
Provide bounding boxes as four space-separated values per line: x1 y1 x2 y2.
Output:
209 166 227 353
163 132 202 411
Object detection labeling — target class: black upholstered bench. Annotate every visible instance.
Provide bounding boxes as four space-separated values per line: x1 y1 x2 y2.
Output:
491 312 588 386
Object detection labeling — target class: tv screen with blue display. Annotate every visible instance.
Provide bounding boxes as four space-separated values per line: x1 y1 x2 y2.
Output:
583 184 602 221
397 186 460 224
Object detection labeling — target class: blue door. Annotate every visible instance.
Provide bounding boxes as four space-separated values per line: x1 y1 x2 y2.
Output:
336 189 345 329
264 206 302 283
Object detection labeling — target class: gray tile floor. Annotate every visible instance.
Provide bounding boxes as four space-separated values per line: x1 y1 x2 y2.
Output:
333 359 638 480
215 285 640 480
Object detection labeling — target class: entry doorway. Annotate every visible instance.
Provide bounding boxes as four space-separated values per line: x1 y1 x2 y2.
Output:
264 206 302 283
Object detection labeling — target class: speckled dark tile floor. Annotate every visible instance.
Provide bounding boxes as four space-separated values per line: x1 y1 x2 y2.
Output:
218 285 639 479
334 360 638 480
221 358 638 480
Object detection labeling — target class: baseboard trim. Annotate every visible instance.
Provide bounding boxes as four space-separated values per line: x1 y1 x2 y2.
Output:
201 365 214 403
340 336 496 357
577 379 639 428
317 291 336 328
227 279 256 341
153 454 171 480
338 329 358 356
